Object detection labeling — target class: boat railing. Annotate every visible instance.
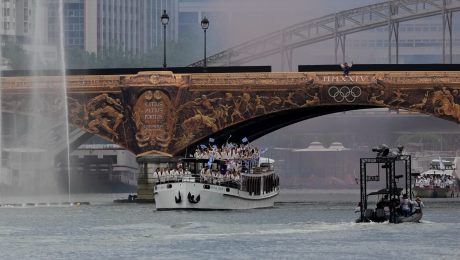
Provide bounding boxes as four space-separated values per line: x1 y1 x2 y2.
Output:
153 174 241 189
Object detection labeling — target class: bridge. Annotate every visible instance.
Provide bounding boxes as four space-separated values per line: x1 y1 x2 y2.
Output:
189 0 460 69
2 65 460 199
2 66 460 157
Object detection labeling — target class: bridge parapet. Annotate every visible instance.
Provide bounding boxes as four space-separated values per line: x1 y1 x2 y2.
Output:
2 70 460 156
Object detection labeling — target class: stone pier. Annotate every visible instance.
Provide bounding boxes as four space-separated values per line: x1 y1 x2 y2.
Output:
136 156 179 202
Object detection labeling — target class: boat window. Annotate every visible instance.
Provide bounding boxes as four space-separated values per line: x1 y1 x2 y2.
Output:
196 162 205 173
183 161 196 174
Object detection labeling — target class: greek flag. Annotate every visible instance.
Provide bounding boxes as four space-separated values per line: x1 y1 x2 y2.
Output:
209 137 215 143
200 144 207 149
242 137 248 143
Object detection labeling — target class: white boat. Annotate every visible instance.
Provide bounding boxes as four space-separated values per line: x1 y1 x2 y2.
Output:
154 156 279 210
413 158 458 198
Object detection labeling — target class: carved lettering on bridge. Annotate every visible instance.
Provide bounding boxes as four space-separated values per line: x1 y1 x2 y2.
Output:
133 90 173 150
321 75 371 84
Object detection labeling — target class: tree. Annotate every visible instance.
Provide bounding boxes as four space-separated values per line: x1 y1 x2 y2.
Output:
2 41 31 70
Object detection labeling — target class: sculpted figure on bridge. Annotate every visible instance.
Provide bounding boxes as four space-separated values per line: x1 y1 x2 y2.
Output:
87 96 125 140
410 91 429 110
254 95 267 115
283 92 300 108
432 87 460 121
87 93 123 112
388 89 408 107
240 93 255 117
302 93 320 107
88 106 123 139
368 90 385 106
267 96 282 109
230 94 245 123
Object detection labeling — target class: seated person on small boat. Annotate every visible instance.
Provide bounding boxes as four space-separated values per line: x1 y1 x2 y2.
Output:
413 196 424 214
399 194 424 217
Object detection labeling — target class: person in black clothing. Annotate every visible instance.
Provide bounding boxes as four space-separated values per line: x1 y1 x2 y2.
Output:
340 62 352 76
376 194 389 209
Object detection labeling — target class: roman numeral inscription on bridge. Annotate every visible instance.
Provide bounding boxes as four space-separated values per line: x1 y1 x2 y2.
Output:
321 75 371 83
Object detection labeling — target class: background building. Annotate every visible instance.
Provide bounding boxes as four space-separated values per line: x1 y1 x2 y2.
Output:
0 0 33 69
46 0 179 55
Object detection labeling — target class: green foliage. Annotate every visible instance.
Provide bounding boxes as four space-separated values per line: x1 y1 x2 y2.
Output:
2 34 209 70
2 41 31 70
65 36 203 69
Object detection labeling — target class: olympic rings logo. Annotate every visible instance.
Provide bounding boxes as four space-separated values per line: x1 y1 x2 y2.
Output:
328 86 362 103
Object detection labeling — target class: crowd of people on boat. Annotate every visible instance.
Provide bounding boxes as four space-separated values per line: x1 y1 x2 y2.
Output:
151 142 274 189
372 194 424 219
414 174 456 188
193 143 260 161
200 166 241 186
151 166 243 184
152 166 193 183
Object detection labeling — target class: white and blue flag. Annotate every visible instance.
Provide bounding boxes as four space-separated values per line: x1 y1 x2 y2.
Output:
207 155 215 168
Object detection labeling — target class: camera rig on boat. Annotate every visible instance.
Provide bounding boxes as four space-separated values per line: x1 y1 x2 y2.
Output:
358 145 414 223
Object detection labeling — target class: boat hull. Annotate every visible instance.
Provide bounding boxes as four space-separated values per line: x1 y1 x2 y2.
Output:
398 212 423 223
413 187 454 198
154 182 278 210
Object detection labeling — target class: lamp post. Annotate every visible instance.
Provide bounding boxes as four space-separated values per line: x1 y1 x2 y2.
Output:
201 16 209 68
161 10 169 68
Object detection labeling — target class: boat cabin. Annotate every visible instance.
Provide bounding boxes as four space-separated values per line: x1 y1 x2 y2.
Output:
430 159 455 170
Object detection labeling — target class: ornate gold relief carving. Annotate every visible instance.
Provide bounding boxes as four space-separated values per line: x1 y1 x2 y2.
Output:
86 93 125 140
133 90 174 149
431 87 460 121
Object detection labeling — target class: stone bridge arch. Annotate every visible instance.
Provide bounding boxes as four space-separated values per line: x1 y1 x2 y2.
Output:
2 70 460 157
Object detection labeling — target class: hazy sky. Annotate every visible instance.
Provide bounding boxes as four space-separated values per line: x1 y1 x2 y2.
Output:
201 0 457 67
218 0 384 46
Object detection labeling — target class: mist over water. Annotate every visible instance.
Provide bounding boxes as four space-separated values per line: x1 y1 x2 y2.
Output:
58 0 72 203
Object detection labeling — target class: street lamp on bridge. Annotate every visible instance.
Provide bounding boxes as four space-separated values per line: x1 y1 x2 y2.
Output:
201 16 209 68
161 10 170 68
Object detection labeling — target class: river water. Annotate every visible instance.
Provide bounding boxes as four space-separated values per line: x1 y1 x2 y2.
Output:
1 189 459 259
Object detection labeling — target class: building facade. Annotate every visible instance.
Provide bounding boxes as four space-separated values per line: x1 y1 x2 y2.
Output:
46 0 179 55
0 0 33 69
